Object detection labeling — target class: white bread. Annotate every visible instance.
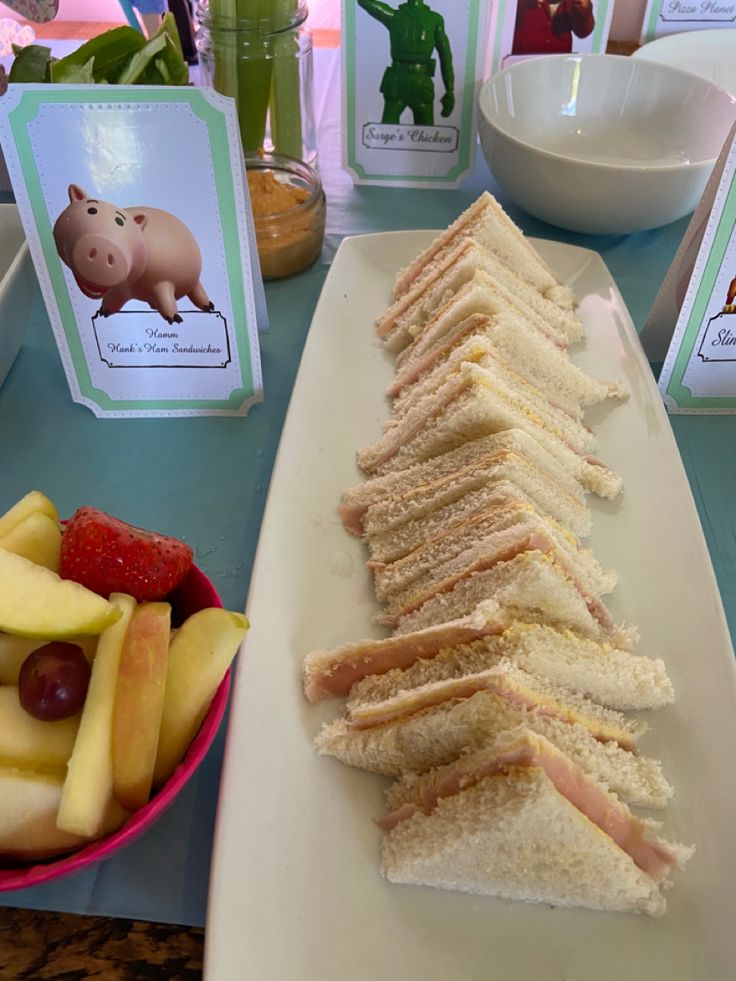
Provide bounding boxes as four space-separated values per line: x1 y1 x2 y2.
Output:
392 192 577 315
340 429 588 533
357 364 622 499
315 687 671 808
302 601 510 702
381 763 686 915
346 661 646 747
364 475 591 564
379 239 581 351
347 623 673 713
391 551 624 646
381 353 597 457
371 500 615 612
391 311 625 421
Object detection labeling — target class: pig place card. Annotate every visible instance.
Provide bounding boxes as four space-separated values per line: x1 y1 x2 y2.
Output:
654 123 736 412
0 84 264 418
641 0 736 43
487 0 616 75
342 0 491 188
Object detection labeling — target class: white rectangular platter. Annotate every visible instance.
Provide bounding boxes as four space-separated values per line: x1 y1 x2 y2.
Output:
204 232 736 981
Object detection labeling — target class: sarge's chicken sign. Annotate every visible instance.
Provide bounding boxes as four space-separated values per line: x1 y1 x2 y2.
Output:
53 184 214 325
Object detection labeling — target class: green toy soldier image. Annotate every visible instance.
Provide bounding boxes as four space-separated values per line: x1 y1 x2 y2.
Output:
357 0 455 126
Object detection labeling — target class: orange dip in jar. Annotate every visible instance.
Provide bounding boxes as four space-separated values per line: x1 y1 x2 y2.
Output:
246 154 325 280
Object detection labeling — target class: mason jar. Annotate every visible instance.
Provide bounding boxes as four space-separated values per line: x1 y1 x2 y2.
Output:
195 0 317 167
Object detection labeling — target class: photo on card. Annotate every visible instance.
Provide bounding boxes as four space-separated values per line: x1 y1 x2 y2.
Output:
342 0 490 187
658 129 736 412
488 0 615 76
641 0 736 43
0 85 264 418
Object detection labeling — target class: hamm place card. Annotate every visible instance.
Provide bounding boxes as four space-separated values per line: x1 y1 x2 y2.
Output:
650 122 736 412
641 0 736 42
0 84 265 418
342 0 491 188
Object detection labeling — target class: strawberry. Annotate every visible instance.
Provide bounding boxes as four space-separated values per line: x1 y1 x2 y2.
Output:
60 506 194 602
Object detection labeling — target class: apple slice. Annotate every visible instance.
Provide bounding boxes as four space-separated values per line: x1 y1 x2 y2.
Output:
153 608 248 787
0 511 62 571
0 767 125 859
0 490 58 539
0 550 120 638
0 686 79 773
0 633 97 685
57 594 136 837
111 602 171 812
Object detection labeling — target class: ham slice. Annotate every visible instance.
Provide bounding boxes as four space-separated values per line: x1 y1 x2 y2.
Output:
377 733 680 881
347 668 640 752
302 604 506 702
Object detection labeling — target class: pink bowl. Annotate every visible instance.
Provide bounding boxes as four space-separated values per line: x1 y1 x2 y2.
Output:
0 564 231 892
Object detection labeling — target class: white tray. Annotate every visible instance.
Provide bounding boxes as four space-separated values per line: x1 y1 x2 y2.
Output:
204 232 736 981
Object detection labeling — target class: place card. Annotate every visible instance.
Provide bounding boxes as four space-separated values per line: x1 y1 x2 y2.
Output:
645 121 736 412
487 0 616 76
0 84 265 418
641 0 736 43
342 0 490 188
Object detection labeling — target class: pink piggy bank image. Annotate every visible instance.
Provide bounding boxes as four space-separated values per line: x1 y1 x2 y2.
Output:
53 184 213 324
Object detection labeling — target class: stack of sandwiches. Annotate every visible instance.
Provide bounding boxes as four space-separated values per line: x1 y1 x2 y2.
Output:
302 192 692 917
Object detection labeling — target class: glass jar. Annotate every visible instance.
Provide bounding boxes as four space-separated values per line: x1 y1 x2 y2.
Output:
195 0 317 167
246 151 325 280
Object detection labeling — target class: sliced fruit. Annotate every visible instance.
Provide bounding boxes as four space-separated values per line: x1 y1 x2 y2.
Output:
0 550 120 638
60 505 194 601
111 602 171 811
0 686 79 774
0 510 62 571
57 594 136 837
0 633 97 685
153 608 248 787
0 767 126 859
0 490 58 540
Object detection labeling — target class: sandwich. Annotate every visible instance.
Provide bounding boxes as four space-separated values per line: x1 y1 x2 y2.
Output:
391 191 577 314
315 661 672 808
389 550 626 644
378 239 583 352
340 429 592 546
303 603 672 712
345 621 673 713
389 307 625 420
356 360 622 498
369 498 617 614
379 728 692 915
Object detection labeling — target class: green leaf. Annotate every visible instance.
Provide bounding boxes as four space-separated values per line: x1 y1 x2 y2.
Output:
8 44 53 84
115 32 168 85
49 55 96 85
49 27 146 83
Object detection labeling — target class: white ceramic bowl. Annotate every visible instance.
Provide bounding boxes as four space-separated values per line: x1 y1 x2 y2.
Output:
478 54 736 235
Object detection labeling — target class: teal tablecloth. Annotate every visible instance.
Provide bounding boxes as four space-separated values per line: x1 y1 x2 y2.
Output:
1 50 734 926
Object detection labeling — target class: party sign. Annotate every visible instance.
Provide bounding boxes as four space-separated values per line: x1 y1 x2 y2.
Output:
0 84 265 418
342 0 490 188
641 0 736 42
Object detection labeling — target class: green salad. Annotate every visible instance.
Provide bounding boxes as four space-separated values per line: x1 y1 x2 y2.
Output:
8 14 188 86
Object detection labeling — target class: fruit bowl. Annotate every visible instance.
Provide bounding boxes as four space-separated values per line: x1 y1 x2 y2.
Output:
0 564 231 892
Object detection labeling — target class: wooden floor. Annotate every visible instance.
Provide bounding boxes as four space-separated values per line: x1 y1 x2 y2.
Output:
0 908 204 980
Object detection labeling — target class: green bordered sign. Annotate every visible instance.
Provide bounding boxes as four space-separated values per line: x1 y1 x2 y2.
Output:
0 85 264 418
641 0 736 44
488 0 615 77
342 0 490 187
658 131 736 412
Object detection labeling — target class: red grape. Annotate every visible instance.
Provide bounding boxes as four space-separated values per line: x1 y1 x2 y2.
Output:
18 642 91 722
